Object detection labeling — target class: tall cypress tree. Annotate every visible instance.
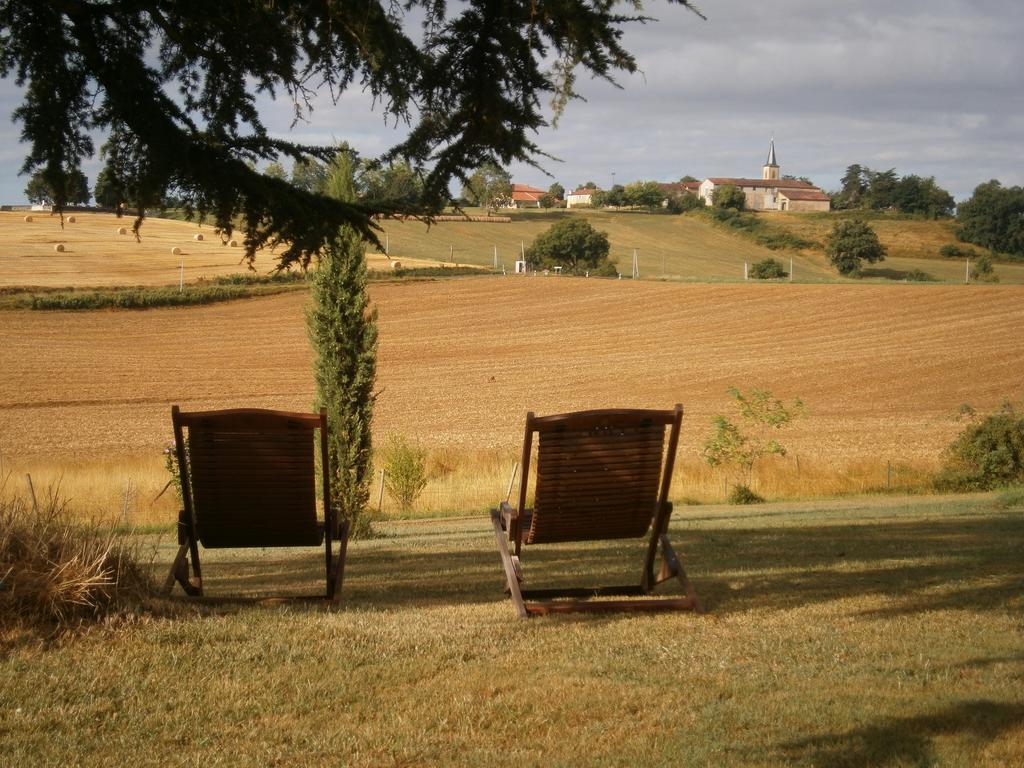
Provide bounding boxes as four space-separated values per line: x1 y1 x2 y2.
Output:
308 150 378 538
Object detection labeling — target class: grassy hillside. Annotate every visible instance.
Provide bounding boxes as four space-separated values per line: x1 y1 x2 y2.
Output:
379 207 837 281
380 207 1024 284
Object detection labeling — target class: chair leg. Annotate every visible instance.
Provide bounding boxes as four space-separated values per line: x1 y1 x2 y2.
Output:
164 539 202 597
328 520 350 606
659 535 703 613
491 508 528 618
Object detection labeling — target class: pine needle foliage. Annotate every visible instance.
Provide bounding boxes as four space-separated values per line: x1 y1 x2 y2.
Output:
307 152 378 538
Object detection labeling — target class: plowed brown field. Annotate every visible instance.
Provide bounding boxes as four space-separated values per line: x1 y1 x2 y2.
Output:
1 277 1020 469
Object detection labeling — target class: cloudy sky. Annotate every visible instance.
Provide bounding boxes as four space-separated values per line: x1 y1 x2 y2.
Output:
0 0 1021 203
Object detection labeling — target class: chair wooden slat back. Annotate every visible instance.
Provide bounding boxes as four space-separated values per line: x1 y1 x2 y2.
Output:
523 408 680 545
174 408 324 549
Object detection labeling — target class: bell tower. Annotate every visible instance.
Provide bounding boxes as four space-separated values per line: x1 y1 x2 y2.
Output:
762 138 780 180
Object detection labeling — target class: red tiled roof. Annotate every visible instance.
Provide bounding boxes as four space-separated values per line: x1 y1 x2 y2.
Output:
568 188 597 196
707 177 818 190
778 188 831 202
511 183 546 202
657 181 700 194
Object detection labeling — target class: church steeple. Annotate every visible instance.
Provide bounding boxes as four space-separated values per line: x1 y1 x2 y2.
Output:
762 137 780 180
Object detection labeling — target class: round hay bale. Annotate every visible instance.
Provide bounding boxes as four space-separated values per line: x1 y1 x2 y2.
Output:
67 215 76 224
391 260 402 270
228 239 238 248
23 215 33 223
193 233 204 241
116 226 128 235
171 246 182 256
54 243 65 253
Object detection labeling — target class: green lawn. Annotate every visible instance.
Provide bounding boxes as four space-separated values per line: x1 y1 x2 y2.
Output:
3 494 1022 766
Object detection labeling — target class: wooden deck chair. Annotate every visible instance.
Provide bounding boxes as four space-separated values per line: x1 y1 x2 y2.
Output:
491 405 702 618
164 406 349 604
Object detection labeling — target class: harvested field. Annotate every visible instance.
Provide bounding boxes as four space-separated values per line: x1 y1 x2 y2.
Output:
2 278 1020 472
0 211 435 288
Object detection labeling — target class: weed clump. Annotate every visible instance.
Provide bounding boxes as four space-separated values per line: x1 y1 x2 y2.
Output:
728 484 764 505
382 436 429 514
1 482 154 629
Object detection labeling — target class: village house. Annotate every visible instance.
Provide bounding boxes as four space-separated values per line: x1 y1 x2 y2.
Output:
697 140 831 212
565 187 598 208
507 183 546 208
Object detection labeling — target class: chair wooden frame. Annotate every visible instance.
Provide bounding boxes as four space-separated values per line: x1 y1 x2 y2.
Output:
491 405 702 618
163 406 349 604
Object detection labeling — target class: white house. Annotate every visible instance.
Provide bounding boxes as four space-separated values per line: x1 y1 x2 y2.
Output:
565 187 597 208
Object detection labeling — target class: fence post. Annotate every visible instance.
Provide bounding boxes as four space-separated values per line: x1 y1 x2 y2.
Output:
377 469 386 513
122 479 134 526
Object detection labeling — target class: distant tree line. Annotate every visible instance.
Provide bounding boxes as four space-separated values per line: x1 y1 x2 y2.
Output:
832 164 955 218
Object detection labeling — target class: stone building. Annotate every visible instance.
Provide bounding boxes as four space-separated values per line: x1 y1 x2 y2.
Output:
697 140 831 212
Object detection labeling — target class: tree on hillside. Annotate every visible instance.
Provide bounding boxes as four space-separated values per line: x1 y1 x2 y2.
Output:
623 180 664 209
290 158 329 196
680 175 699 183
525 218 612 275
93 167 125 209
462 162 513 212
834 164 868 209
360 159 424 208
0 2 705 265
956 180 1024 257
548 182 565 200
825 219 887 275
24 168 89 205
713 184 746 211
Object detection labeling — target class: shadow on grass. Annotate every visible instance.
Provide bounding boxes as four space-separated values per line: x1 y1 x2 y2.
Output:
167 510 1024 619
776 699 1024 767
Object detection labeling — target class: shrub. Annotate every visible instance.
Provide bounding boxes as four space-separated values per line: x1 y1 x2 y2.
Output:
713 184 746 211
970 254 999 283
1 482 154 627
728 484 764 505
749 258 788 279
934 403 1024 491
905 268 934 282
382 435 429 513
666 193 703 214
592 259 619 277
939 243 970 258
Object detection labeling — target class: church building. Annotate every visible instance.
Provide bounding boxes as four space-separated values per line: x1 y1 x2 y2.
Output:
697 140 831 212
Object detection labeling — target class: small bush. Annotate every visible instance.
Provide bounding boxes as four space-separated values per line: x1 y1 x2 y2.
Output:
592 259 619 277
382 436 429 513
749 258 788 279
939 243 971 259
970 254 999 283
1 482 154 627
728 484 764 505
934 403 1024 491
905 268 934 282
